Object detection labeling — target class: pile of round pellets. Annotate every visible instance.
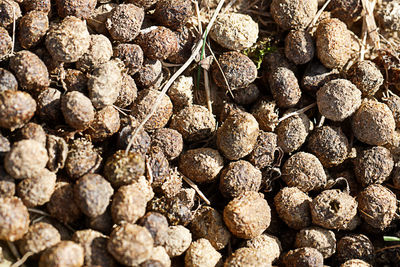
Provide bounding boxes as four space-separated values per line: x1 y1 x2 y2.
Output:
0 0 400 266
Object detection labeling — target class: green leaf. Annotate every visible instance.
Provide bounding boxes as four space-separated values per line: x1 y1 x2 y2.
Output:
384 236 400 242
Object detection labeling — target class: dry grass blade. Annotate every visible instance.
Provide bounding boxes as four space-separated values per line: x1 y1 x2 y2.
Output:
361 0 380 49
10 252 34 267
307 0 332 31
181 175 211 205
125 0 226 155
278 103 316 122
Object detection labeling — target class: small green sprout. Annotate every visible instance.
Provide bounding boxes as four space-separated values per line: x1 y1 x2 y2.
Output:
383 236 400 242
243 39 276 69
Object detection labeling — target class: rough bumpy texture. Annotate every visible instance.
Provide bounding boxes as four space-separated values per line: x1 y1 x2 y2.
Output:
17 168 56 207
164 225 192 257
170 105 216 142
88 60 123 109
76 34 113 72
383 93 400 128
74 174 114 218
219 160 262 199
18 11 49 49
22 0 51 13
248 131 277 169
295 227 336 258
0 27 12 59
18 222 60 255
352 100 396 146
184 238 222 267
285 30 315 65
316 79 362 121
111 178 154 224
212 51 257 90
336 234 374 265
113 43 144 75
251 99 279 132
0 68 17 92
135 26 178 60
268 67 302 108
168 75 193 110
190 206 231 250
131 89 173 131
223 191 271 239
224 247 270 267
154 0 193 30
271 0 318 30
65 138 102 180
4 139 48 179
103 150 145 187
72 229 117 267
316 18 352 68
277 113 311 154
217 111 259 160
357 184 397 230
307 126 350 167
179 148 223 183
106 4 144 42
0 197 29 241
85 106 120 141
0 90 36 131
282 152 326 192
282 247 324 267
341 259 372 267
0 0 21 28
56 0 97 19
310 189 359 230
39 241 84 267
138 212 168 246
353 146 394 187
347 60 384 96
150 128 182 161
47 182 82 224
107 223 153 266
61 91 95 130
45 16 91 63
244 234 282 264
210 13 258 50
274 187 312 230
9 50 50 94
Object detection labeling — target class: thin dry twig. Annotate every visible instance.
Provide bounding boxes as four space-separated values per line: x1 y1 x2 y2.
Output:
181 175 211 205
278 103 316 122
11 252 34 267
27 208 51 217
375 245 400 254
7 241 20 261
125 0 227 154
361 0 380 49
146 160 154 184
11 4 16 55
317 115 325 127
307 0 332 31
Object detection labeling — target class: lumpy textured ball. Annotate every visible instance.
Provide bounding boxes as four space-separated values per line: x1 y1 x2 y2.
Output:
271 0 318 30
352 100 396 146
45 16 90 63
210 13 258 50
316 79 362 122
223 191 271 239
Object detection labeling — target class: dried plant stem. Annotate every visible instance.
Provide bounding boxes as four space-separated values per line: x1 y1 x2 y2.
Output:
182 175 211 205
7 241 20 261
278 103 316 122
11 252 34 267
307 0 332 31
126 0 226 155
